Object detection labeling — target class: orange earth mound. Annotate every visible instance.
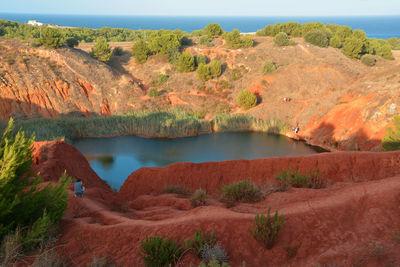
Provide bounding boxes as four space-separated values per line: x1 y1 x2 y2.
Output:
26 141 400 266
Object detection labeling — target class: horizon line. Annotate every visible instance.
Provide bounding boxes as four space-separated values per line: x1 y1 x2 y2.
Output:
1 12 400 17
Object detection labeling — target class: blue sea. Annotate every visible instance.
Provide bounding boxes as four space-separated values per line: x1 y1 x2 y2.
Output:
1 13 399 39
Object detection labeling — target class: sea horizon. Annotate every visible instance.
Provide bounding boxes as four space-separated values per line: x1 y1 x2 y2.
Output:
1 13 400 39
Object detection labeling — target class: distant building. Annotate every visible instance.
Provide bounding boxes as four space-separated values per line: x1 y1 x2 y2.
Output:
27 20 44 26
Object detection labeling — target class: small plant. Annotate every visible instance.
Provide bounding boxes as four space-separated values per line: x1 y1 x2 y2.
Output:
187 229 216 256
162 185 189 195
139 236 183 267
262 60 277 74
148 88 160 98
190 189 208 207
285 244 299 259
274 32 290 47
112 46 124 56
221 179 262 207
33 250 68 267
274 168 326 189
361 54 376 66
199 257 231 267
151 74 169 87
237 89 257 110
200 244 228 264
218 81 233 90
249 207 286 249
0 228 23 266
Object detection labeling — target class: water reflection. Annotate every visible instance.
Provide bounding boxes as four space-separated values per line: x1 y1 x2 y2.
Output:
74 132 320 190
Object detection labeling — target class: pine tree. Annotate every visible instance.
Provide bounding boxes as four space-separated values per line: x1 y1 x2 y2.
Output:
90 37 112 62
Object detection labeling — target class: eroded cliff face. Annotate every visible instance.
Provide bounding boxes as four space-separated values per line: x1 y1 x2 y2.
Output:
31 141 400 266
0 39 143 119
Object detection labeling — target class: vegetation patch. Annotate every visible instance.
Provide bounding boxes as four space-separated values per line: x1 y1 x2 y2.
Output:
162 185 189 195
187 229 216 256
237 89 257 110
361 54 376 66
249 207 286 249
382 115 400 151
190 189 208 207
262 60 278 74
139 236 183 267
221 179 263 207
274 168 326 189
200 244 229 265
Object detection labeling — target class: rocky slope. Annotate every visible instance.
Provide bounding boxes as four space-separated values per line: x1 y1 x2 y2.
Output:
30 141 400 266
1 38 399 150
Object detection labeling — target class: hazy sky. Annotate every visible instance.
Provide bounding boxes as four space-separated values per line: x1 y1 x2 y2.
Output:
2 0 400 16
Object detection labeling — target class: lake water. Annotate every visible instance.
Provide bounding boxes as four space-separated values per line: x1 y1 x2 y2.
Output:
73 132 320 190
1 14 400 39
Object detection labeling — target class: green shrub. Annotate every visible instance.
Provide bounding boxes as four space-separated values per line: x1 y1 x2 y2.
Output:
197 63 212 81
382 115 400 151
249 207 286 249
90 37 112 62
274 168 326 189
112 46 124 56
223 29 253 49
262 60 277 74
148 88 160 98
199 258 231 267
221 179 262 207
65 37 78 48
195 54 208 66
151 74 169 87
241 37 254 48
237 89 257 110
39 28 64 49
274 32 290 46
218 81 233 90
361 54 376 66
162 185 189 195
210 60 222 78
376 44 394 60
178 52 195 72
388 37 400 50
204 23 223 38
304 29 330 48
330 35 341 48
187 229 216 256
132 39 150 64
200 36 213 47
341 36 364 59
190 189 208 207
148 33 181 55
139 236 183 267
23 210 51 250
166 47 181 65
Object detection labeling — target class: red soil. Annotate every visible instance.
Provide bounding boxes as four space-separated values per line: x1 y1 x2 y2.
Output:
29 141 400 266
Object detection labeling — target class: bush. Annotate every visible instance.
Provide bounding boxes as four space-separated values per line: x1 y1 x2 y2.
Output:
210 60 222 78
200 36 213 47
39 28 64 49
361 54 376 66
304 29 330 48
151 74 169 87
190 189 208 207
237 89 257 110
178 52 195 72
204 23 223 38
376 44 394 60
148 88 160 98
199 258 231 267
274 168 326 189
195 54 208 66
166 47 181 65
90 37 112 62
187 229 216 256
221 179 262 207
249 207 286 249
341 36 364 59
132 39 150 64
197 63 212 81
200 244 228 264
382 115 400 151
139 236 182 267
274 32 290 46
262 60 277 74
223 29 253 49
330 35 341 48
148 33 181 55
162 185 189 195
65 37 78 48
112 46 124 56
241 37 254 48
0 228 23 266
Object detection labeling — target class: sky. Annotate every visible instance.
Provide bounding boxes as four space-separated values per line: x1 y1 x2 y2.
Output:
2 0 400 16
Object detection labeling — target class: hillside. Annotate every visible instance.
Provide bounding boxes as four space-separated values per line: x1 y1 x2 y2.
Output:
1 37 399 150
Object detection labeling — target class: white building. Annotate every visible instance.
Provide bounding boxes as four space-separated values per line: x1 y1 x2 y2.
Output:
27 20 44 26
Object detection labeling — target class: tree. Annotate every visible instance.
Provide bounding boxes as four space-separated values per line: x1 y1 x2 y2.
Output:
341 37 364 59
132 39 150 64
210 60 222 78
65 37 78 48
204 23 223 38
274 32 290 47
382 115 400 151
335 26 352 42
223 29 253 49
330 36 341 48
90 37 112 62
197 63 212 81
237 89 257 110
178 52 195 72
39 27 64 49
0 119 70 245
166 47 181 65
304 30 330 48
194 54 207 66
376 44 394 60
148 33 181 55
